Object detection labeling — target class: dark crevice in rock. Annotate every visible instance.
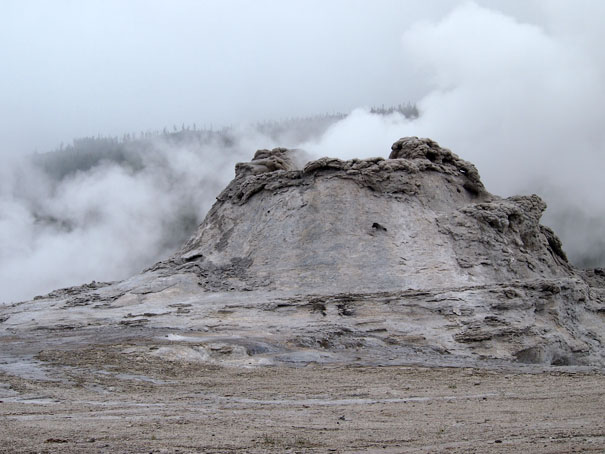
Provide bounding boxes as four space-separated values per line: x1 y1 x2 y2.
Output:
371 222 387 232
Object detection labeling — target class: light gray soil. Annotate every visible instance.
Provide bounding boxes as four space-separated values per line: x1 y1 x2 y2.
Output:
1 338 604 454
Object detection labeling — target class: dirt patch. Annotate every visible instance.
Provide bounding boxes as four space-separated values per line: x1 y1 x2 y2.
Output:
1 344 604 453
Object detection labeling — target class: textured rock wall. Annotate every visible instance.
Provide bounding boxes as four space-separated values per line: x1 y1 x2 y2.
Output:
172 137 573 294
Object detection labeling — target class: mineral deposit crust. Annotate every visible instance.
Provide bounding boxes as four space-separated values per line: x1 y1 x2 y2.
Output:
2 137 604 367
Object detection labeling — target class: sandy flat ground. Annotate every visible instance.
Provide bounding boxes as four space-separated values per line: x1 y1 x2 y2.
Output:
1 343 605 454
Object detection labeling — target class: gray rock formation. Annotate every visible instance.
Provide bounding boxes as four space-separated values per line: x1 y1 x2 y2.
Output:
1 137 604 369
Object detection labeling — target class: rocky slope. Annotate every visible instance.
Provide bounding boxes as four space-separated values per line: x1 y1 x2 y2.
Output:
1 137 604 369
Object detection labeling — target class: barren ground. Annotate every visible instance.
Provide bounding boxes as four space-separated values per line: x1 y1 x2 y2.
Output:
1 340 604 454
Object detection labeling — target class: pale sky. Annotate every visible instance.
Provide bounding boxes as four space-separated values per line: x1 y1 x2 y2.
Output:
0 0 559 156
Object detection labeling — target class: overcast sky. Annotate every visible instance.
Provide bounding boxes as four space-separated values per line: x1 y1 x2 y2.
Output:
2 0 605 302
0 0 565 156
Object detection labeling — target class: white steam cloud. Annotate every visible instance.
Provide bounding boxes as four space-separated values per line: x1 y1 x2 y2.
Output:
305 1 605 268
1 1 604 303
0 131 280 303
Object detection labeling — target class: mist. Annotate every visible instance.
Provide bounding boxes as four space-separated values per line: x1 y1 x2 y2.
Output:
1 1 604 302
302 1 605 267
0 121 347 303
0 134 241 302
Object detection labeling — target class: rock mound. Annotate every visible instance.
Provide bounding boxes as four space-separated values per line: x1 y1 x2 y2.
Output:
166 139 572 294
1 137 604 368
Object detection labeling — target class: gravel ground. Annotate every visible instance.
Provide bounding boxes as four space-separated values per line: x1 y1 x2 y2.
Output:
1 343 604 453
